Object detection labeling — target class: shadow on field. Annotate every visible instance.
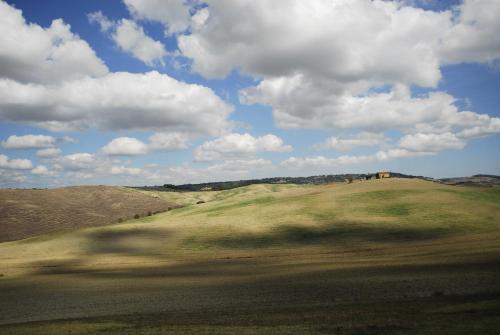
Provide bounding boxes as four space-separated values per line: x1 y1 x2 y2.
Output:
7 252 500 330
36 258 263 278
194 223 449 249
33 253 500 281
86 228 171 255
26 222 451 278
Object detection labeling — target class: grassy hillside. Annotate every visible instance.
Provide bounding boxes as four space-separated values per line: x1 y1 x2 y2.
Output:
1 178 499 334
0 186 179 242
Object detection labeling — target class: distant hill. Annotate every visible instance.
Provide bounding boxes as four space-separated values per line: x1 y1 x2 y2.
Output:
132 172 499 193
438 174 500 187
132 172 432 192
0 186 179 242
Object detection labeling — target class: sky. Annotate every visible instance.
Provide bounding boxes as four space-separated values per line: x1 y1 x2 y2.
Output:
0 0 499 188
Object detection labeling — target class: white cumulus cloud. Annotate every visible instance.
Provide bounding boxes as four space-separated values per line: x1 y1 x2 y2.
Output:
102 133 192 156
176 0 500 147
89 11 167 66
281 149 430 170
113 19 167 66
398 132 466 152
0 154 33 170
123 0 192 35
194 133 292 161
0 71 233 134
2 134 57 149
315 132 387 151
60 153 96 171
0 1 107 85
31 165 52 176
36 148 62 158
87 11 114 32
148 132 191 151
110 165 142 176
0 2 232 139
102 137 149 156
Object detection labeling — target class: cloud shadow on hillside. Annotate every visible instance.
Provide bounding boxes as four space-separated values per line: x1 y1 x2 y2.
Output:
196 223 449 249
86 228 172 256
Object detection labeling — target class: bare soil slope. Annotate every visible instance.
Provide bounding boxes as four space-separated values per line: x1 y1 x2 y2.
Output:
0 186 179 242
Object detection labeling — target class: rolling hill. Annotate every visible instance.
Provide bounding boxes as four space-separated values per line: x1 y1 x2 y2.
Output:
0 186 179 242
0 178 499 334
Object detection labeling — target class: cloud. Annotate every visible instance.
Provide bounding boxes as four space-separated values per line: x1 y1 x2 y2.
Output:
282 128 479 171
177 0 500 145
0 1 107 84
59 153 96 171
2 134 57 149
0 71 233 134
0 169 27 186
196 159 274 179
31 165 52 176
2 134 77 150
0 154 33 170
398 132 466 152
60 136 78 144
113 19 167 66
281 149 430 170
457 117 500 139
89 10 167 66
241 77 493 132
0 2 232 138
110 165 142 176
178 0 449 83
102 137 149 156
102 133 192 156
89 11 167 66
209 158 272 171
194 133 292 161
439 1 500 64
163 158 275 184
179 0 500 81
315 132 387 151
241 78 500 148
36 148 62 158
148 132 191 151
123 0 192 35
87 11 114 32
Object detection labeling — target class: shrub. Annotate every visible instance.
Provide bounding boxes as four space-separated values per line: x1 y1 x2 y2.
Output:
118 218 123 223
134 214 140 219
147 211 152 216
196 201 205 204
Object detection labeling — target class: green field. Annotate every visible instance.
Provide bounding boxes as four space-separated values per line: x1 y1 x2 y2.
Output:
1 178 500 334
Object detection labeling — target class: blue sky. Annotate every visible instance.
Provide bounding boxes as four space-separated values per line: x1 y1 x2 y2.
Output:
0 0 499 187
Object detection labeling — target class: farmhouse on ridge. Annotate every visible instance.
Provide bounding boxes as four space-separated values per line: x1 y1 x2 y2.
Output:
376 171 391 179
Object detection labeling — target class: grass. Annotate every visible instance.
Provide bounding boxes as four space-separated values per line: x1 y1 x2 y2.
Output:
190 223 448 249
3 295 500 334
199 195 276 216
439 188 500 203
1 178 500 334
